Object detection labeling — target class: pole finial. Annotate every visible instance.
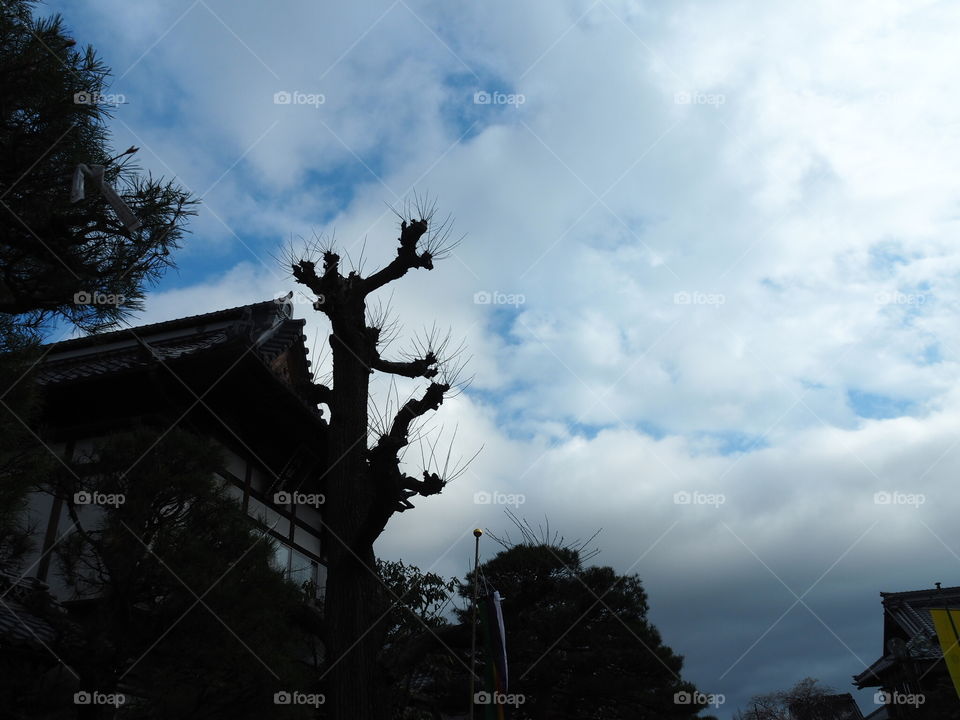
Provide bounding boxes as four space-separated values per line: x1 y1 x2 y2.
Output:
474 528 483 537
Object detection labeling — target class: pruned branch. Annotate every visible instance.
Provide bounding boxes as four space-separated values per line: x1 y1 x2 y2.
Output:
399 471 445 500
371 352 438 379
359 192 462 296
291 245 346 306
360 218 434 296
362 382 452 545
291 259 323 296
379 381 449 453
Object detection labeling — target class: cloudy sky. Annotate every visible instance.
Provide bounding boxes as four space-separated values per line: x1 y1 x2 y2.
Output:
40 0 960 715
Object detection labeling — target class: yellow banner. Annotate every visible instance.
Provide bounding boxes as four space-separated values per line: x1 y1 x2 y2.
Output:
930 608 960 700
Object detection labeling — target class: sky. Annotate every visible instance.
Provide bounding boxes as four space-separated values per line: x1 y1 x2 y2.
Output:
35 0 960 716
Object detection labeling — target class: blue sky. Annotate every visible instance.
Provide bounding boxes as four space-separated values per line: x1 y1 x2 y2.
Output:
37 0 960 715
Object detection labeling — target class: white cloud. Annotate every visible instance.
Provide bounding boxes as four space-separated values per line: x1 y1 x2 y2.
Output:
44 0 960 713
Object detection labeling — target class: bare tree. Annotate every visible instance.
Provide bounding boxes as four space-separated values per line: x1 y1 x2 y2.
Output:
289 194 469 719
735 678 858 720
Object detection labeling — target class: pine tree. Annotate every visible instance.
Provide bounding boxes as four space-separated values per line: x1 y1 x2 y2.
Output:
0 0 196 335
376 528 711 720
447 542 710 720
0 0 196 599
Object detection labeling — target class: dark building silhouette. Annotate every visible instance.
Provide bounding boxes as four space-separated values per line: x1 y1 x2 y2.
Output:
0 297 329 644
854 585 960 719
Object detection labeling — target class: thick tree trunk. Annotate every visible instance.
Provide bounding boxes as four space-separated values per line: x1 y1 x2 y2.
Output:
324 305 387 720
325 546 386 719
292 215 455 719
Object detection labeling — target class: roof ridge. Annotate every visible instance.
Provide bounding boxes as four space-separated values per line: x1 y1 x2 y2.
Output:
882 585 960 598
42 298 287 350
36 299 316 398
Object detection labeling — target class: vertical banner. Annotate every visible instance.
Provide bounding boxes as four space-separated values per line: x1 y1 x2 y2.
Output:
930 608 960 701
480 590 509 720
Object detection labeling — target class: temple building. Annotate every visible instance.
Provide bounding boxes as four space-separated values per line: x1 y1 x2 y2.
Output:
21 296 328 602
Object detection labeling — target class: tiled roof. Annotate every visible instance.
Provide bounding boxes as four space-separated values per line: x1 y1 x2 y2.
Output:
47 299 284 352
854 584 960 687
855 654 893 685
882 585 960 660
36 297 311 389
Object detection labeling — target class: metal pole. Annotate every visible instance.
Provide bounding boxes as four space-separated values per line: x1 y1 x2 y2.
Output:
469 528 482 720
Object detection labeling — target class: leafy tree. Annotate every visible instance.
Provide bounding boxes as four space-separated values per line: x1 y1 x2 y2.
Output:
0 0 196 335
447 542 708 720
382 524 710 720
376 559 460 719
45 427 320 720
289 196 469 719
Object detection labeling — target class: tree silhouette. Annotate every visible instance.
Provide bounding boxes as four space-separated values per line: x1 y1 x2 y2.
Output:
734 678 860 720
289 194 470 719
0 0 196 335
47 427 319 720
0 0 197 673
447 542 709 720
375 517 710 720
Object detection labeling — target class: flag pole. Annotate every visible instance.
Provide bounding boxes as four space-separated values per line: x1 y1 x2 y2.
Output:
469 528 482 720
